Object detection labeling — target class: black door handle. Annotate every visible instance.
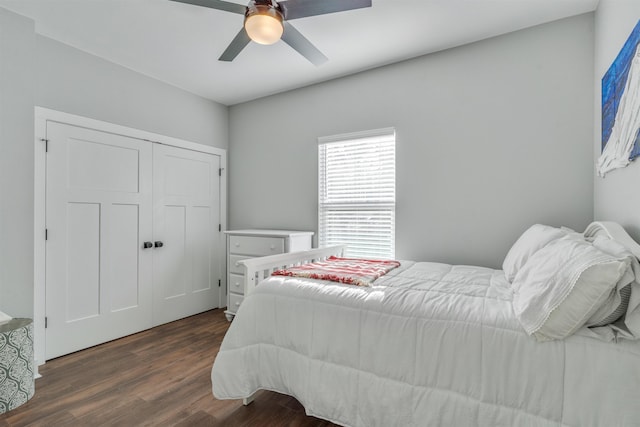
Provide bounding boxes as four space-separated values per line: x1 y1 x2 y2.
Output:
143 241 153 249
154 241 164 248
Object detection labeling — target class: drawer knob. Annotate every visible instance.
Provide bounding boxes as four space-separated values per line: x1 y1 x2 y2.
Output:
235 262 240 267
270 245 275 250
234 282 240 287
235 243 240 247
235 302 240 306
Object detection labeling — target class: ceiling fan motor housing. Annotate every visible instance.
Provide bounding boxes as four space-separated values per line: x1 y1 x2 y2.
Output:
244 0 284 45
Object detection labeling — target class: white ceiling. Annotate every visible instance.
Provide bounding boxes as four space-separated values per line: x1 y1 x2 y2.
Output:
0 0 598 105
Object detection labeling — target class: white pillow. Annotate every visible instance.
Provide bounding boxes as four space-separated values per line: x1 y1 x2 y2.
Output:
502 224 569 283
587 236 637 327
512 237 629 341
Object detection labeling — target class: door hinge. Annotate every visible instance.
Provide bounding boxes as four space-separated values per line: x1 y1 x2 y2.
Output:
218 224 222 232
40 138 49 152
45 229 48 240
45 317 48 328
218 279 221 287
219 168 222 177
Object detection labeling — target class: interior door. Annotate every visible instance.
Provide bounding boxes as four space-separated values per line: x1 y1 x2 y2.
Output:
45 122 153 360
152 144 221 325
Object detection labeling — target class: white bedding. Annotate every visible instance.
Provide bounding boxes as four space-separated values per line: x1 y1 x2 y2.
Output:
211 261 640 427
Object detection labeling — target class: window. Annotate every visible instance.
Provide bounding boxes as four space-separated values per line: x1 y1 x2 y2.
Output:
318 128 396 259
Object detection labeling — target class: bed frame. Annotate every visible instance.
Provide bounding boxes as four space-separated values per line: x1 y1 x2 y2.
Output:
238 245 347 296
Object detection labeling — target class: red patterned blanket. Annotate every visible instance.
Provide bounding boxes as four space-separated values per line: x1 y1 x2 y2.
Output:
272 256 401 287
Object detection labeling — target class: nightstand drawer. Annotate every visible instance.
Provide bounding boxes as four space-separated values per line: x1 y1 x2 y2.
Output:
229 235 284 256
229 255 251 274
229 293 244 312
229 273 244 294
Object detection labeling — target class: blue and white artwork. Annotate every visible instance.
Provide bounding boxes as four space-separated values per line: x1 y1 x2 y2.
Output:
598 20 640 177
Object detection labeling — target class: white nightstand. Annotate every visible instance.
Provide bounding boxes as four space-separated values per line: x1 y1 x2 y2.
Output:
224 229 313 321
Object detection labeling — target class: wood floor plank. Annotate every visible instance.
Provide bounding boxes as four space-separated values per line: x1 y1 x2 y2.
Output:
0 309 340 427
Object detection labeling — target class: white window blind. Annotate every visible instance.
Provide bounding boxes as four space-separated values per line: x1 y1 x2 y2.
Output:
318 128 396 259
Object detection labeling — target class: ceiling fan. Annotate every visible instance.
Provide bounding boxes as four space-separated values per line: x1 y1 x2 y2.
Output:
170 0 372 66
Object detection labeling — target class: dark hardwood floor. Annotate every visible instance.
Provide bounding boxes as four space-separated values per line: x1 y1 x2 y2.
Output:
0 309 339 426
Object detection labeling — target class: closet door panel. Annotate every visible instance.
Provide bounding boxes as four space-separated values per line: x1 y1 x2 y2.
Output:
66 139 140 193
110 204 142 311
45 122 153 360
162 205 189 299
65 202 101 321
153 144 221 325
192 206 213 293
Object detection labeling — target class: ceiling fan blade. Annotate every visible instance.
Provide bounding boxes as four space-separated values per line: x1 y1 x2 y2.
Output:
219 27 251 61
279 0 371 20
170 0 246 15
281 22 328 66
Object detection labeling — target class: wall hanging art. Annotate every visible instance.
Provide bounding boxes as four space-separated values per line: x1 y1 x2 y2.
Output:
598 19 640 177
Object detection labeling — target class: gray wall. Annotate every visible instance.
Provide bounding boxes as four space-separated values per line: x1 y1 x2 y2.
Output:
593 1 640 240
0 7 229 318
37 36 228 150
228 14 595 268
0 8 35 317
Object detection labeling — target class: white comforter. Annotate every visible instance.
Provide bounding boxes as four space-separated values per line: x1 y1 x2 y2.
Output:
211 262 640 427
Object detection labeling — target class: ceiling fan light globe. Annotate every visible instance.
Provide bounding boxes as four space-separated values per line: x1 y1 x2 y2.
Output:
244 5 284 45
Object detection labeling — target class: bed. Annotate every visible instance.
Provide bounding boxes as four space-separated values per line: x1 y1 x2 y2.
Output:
211 221 640 427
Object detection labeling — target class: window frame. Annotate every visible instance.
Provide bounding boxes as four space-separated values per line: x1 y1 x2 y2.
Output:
317 127 396 259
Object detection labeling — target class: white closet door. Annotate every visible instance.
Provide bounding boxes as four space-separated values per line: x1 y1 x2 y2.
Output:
45 122 153 360
152 144 221 325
